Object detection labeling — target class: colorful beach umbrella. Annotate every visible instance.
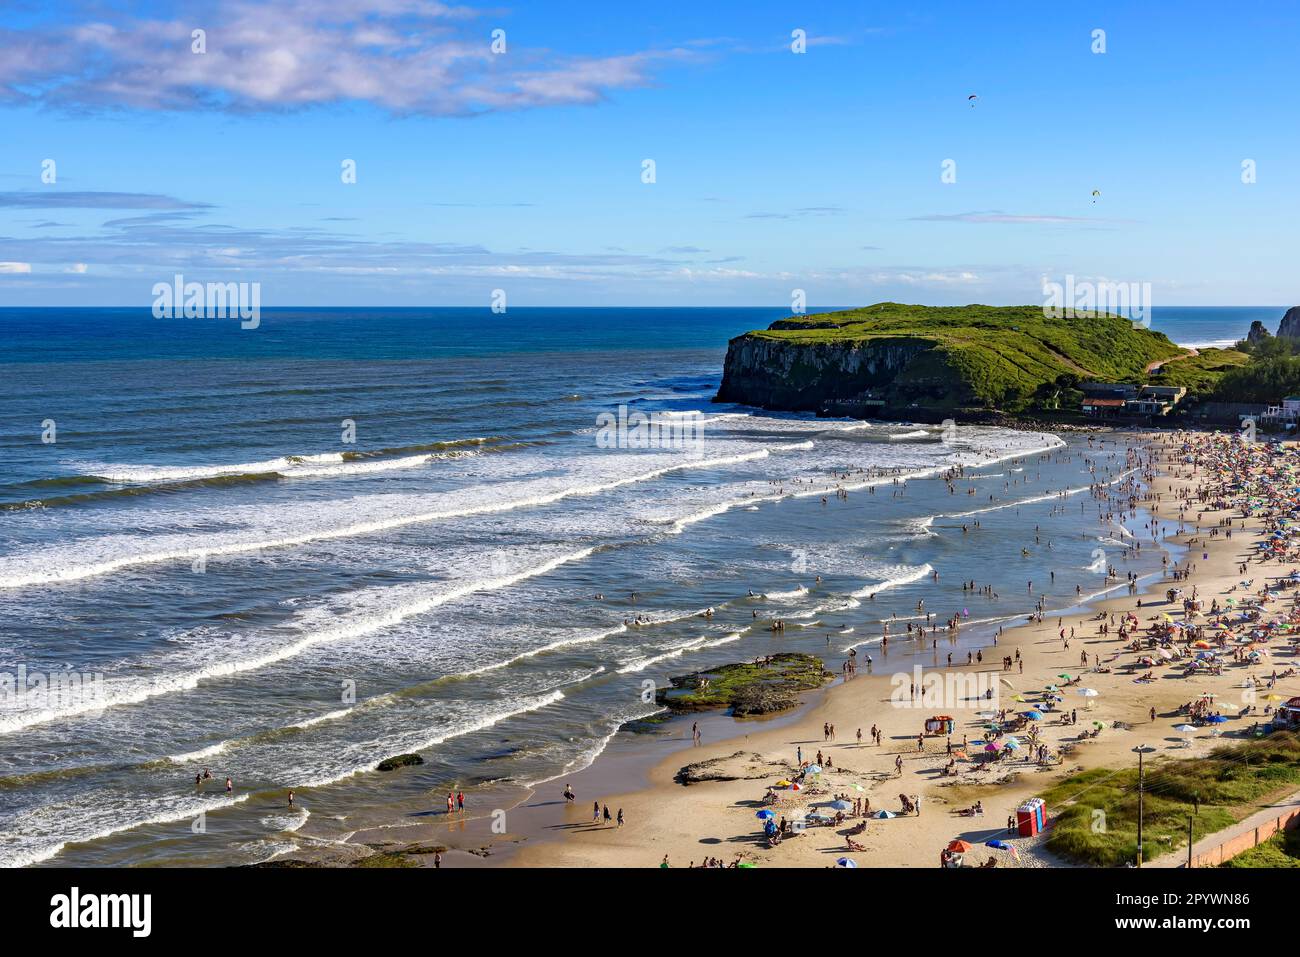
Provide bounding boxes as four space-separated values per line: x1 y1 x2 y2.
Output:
835 858 858 868
947 840 974 852
756 810 775 819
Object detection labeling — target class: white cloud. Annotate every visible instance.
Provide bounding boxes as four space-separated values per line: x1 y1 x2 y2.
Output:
0 262 32 273
0 1 692 116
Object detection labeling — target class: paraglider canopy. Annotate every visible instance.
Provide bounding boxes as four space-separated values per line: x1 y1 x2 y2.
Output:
967 94 978 106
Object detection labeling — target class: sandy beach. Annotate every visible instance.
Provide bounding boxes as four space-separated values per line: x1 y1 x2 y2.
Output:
484 429 1299 869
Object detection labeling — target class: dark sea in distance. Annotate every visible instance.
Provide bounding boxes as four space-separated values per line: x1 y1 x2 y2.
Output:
0 305 1277 866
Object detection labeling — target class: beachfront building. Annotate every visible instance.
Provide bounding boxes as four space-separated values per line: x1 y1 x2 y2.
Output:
1260 395 1300 429
1081 397 1126 418
1079 383 1185 418
1124 385 1187 417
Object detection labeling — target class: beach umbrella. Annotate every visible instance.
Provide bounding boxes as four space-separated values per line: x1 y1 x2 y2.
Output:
985 840 1012 850
737 862 757 868
835 858 858 868
1078 688 1099 697
984 742 1000 752
875 810 895 819
1174 724 1197 733
1022 710 1044 720
756 810 776 819
1011 695 1027 703
830 800 852 810
1058 674 1072 681
804 764 822 774
775 779 792 787
1002 739 1021 750
1263 694 1284 702
1207 714 1228 724
854 784 866 792
947 840 974 853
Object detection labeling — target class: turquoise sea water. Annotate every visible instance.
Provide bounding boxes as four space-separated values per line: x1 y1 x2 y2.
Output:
0 305 1269 866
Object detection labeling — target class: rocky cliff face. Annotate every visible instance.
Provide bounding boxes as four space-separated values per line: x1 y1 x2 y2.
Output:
1247 320 1272 345
714 333 945 412
1278 307 1300 339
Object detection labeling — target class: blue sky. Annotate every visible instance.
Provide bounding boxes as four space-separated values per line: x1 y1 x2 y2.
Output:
0 0 1296 306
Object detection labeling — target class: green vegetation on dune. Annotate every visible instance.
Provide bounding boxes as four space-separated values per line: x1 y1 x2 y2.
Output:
1040 733 1300 867
1211 355 1300 404
1222 828 1300 868
728 303 1184 414
1151 347 1250 396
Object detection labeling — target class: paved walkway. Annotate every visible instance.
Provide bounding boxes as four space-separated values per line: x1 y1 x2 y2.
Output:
1147 788 1300 868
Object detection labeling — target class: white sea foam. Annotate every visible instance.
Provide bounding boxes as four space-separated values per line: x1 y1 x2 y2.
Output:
0 548 597 734
0 449 771 589
765 585 809 601
0 793 251 868
294 689 568 789
850 563 934 599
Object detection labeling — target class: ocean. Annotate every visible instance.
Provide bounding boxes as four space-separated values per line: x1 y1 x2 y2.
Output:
0 305 1276 867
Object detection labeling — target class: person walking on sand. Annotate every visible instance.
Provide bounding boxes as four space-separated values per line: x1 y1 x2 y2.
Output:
617 808 624 829
895 754 904 776
593 801 601 823
434 851 442 869
603 804 612 826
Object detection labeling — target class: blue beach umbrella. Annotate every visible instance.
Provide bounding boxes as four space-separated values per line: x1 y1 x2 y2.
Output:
985 840 1012 850
835 858 858 868
829 800 852 810
1207 714 1228 724
1022 710 1044 720
756 810 775 820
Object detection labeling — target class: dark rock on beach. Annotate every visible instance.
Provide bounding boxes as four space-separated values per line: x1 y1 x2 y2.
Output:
376 753 424 772
675 750 790 786
1246 320 1272 345
655 652 831 717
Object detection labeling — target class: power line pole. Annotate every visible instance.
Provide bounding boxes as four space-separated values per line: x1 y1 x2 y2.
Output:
1133 745 1149 867
1187 814 1194 869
